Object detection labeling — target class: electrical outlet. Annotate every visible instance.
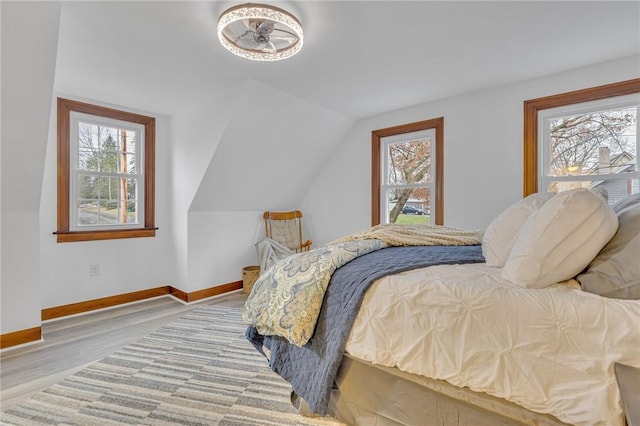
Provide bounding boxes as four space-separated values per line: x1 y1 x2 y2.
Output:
89 264 100 277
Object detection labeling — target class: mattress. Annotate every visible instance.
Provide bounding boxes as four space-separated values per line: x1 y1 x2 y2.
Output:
345 263 640 426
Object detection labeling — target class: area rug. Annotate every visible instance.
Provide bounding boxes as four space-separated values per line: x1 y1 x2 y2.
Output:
0 304 344 426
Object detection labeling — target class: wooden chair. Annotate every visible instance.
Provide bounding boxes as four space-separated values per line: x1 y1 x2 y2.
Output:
263 210 312 253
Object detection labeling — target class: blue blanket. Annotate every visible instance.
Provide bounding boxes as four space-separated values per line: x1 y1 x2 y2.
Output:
246 244 484 415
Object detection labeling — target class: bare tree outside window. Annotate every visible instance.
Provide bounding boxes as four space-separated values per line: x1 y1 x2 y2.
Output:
387 139 431 223
548 107 637 178
543 103 639 201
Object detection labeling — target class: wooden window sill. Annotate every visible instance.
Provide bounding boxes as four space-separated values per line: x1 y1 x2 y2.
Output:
55 228 157 243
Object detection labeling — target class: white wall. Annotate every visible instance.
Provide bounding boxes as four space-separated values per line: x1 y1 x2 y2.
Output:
187 211 265 290
168 91 242 291
1 2 61 334
190 80 354 212
183 80 353 291
1 2 3 334
302 55 640 246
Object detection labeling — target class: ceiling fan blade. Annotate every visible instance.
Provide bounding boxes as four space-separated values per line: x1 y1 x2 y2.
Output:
272 28 299 38
242 18 254 30
262 41 277 53
270 35 296 44
256 20 275 35
235 30 254 42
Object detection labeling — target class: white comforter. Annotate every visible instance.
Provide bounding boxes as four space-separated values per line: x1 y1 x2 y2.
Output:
345 263 640 426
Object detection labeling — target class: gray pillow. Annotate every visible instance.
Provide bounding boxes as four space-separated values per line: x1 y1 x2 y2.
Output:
577 203 640 299
612 193 640 214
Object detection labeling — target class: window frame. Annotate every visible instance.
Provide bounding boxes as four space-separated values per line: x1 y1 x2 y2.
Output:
372 118 444 226
56 98 156 243
69 111 145 232
523 78 640 196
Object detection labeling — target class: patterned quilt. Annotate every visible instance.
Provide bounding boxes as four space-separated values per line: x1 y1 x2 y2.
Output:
243 239 387 347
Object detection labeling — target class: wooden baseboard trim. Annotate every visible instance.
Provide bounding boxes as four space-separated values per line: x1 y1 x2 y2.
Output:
168 286 189 303
185 280 243 303
41 286 172 321
0 326 42 350
1 281 243 349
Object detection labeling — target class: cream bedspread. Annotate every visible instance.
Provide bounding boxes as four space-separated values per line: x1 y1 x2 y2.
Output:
345 263 640 426
330 223 483 246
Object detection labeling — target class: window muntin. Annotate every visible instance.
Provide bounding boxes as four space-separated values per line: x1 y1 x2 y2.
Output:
56 98 156 243
70 112 144 231
381 129 434 224
538 93 639 204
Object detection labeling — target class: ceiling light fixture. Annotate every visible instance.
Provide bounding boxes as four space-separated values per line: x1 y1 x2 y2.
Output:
217 3 303 61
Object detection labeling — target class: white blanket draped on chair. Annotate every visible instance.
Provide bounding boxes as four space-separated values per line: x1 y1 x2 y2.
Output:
255 237 295 273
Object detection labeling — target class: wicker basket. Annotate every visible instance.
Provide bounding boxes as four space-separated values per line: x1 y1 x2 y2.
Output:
242 265 260 294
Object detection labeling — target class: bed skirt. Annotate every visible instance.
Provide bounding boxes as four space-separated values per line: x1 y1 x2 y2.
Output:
323 355 569 426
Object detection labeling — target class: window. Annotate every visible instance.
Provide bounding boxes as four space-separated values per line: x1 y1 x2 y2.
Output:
524 79 640 205
539 95 639 202
56 98 156 242
372 118 443 226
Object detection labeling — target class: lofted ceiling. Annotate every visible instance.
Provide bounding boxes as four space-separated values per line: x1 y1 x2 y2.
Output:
54 1 640 120
48 1 640 214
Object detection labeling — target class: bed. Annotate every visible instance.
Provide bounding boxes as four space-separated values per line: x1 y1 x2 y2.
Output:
243 188 640 426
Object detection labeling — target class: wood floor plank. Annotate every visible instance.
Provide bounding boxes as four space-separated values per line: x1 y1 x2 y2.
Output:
0 292 246 411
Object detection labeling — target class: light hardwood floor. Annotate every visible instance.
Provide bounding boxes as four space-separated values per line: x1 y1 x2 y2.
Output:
0 292 247 411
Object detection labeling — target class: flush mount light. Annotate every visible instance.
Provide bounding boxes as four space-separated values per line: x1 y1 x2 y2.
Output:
217 3 303 61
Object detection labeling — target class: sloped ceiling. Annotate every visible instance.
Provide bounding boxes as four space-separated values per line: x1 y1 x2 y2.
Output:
49 1 640 214
1 2 60 213
54 1 640 120
190 79 354 211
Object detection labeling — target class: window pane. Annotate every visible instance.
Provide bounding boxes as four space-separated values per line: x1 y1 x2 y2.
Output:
97 177 118 225
121 178 138 224
78 174 98 199
545 179 639 206
123 199 137 224
77 199 98 226
78 122 99 150
76 176 140 226
385 187 431 224
78 149 99 171
386 139 431 185
124 130 136 154
99 138 120 173
126 154 136 174
547 106 637 177
126 178 137 200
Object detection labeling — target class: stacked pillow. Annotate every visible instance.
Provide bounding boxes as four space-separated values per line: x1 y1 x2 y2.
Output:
577 194 640 299
483 188 619 289
482 192 555 267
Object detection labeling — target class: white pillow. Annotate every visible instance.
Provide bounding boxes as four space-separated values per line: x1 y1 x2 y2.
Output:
482 192 555 267
502 188 618 289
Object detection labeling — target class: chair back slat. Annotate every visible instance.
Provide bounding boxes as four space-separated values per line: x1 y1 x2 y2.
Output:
263 210 310 253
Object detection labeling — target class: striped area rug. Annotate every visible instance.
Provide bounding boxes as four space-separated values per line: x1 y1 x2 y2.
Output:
0 304 345 426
